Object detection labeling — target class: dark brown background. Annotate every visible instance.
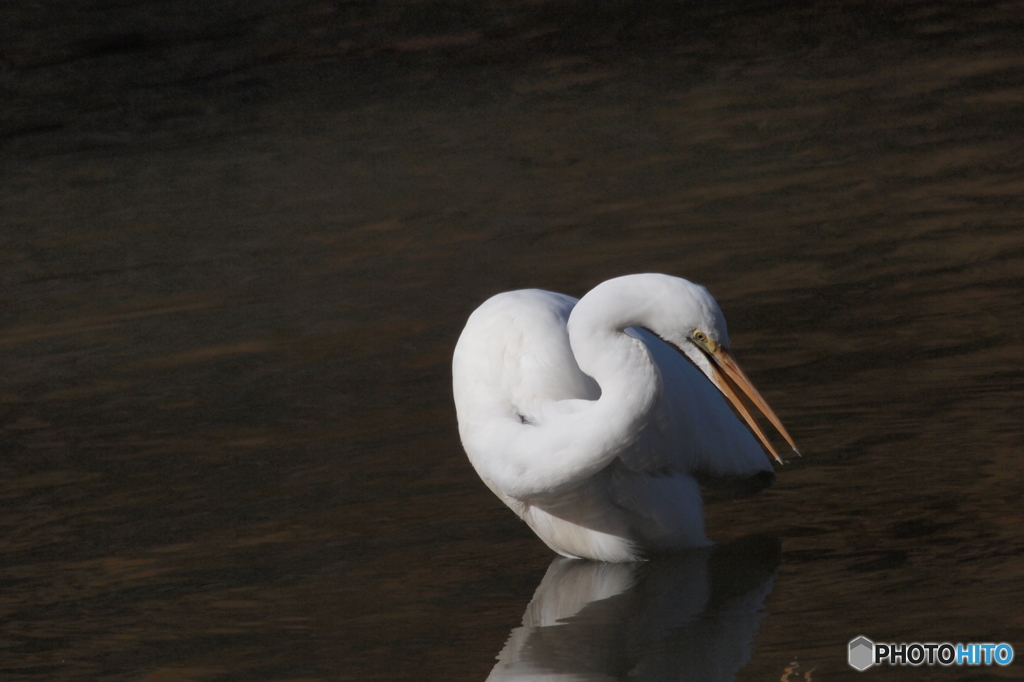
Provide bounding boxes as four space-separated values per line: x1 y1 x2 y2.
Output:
2 1 1023 679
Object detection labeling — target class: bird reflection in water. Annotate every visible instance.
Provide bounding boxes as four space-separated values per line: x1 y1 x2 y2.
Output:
487 535 781 681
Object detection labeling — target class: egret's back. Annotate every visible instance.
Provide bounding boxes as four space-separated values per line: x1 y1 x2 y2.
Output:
452 290 599 439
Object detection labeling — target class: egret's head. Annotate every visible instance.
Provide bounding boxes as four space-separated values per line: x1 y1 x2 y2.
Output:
637 276 730 367
638 274 799 465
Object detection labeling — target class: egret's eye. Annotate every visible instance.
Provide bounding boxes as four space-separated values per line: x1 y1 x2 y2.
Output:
692 329 718 352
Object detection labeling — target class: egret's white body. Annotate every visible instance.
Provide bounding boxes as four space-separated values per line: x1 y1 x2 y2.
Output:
452 274 796 562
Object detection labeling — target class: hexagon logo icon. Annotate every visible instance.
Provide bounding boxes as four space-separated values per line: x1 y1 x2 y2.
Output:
849 636 875 671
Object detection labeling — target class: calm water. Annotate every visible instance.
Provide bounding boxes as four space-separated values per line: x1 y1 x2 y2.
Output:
2 1 1023 680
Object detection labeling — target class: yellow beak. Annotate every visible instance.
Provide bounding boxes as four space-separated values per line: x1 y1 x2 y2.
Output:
704 347 800 464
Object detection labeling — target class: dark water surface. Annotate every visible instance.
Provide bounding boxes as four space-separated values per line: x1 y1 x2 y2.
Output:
3 1 1023 680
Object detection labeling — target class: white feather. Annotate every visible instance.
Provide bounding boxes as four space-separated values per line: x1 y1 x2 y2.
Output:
452 274 776 561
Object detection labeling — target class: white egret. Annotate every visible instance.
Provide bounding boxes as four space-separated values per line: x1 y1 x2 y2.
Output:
452 273 799 562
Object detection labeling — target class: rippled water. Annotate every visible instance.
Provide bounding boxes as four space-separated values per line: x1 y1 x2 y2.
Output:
3 1 1023 680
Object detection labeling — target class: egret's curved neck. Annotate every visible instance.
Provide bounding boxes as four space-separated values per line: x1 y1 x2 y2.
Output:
562 279 663 464
475 277 669 500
